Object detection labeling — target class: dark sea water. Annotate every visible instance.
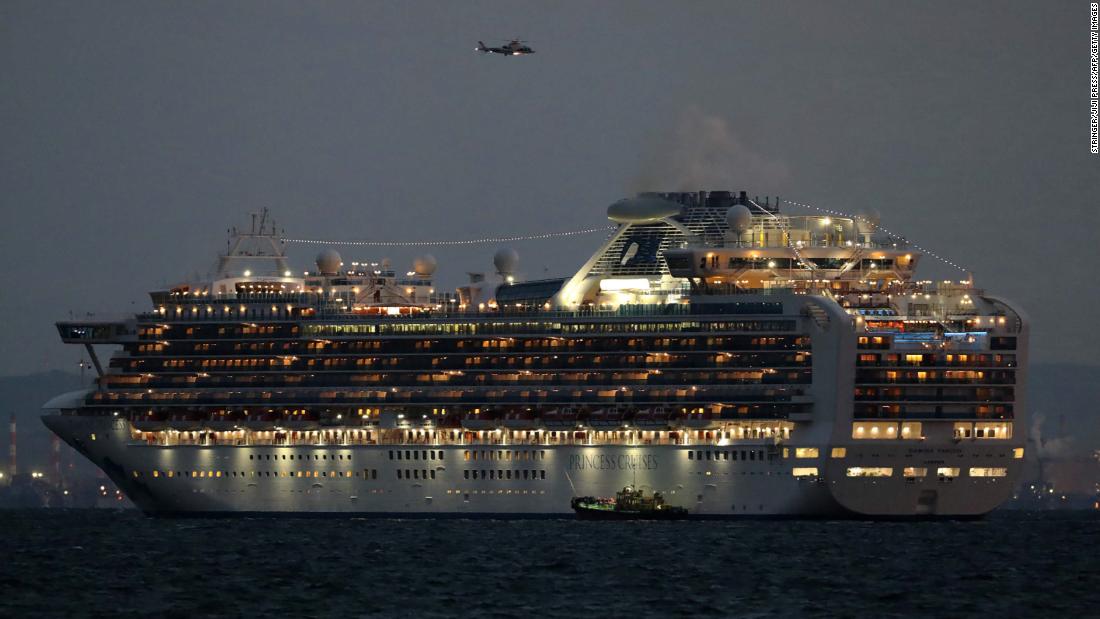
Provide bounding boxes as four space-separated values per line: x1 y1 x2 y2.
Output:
1 510 1097 618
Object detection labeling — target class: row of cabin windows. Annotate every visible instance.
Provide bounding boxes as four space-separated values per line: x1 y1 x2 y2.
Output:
389 450 444 461
147 320 796 340
447 489 546 496
858 337 1018 352
688 449 767 461
131 336 812 358
132 333 811 354
144 469 362 479
463 449 546 462
131 351 809 369
105 369 812 390
86 388 806 409
857 353 1016 367
249 453 351 461
463 469 546 481
397 469 436 480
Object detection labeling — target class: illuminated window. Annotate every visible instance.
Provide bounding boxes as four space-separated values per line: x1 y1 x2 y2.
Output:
902 467 927 477
792 467 819 477
969 467 1008 477
975 422 1012 439
830 447 847 458
846 467 892 477
900 422 922 439
852 422 898 439
936 467 961 478
1013 447 1025 459
794 448 819 458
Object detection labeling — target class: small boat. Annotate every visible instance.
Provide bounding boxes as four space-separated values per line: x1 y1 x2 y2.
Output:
587 406 630 429
541 406 582 429
500 409 538 430
571 486 689 520
633 406 673 429
460 410 497 430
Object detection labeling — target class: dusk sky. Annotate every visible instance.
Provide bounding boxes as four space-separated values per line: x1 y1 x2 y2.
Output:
1 1 1096 375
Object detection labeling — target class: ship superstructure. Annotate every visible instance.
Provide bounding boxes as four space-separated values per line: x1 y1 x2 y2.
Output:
42 194 1028 517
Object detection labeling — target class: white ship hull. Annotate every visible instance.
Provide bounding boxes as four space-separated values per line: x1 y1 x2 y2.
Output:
45 416 1022 518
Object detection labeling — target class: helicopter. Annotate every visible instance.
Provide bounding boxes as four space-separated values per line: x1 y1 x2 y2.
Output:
475 39 535 56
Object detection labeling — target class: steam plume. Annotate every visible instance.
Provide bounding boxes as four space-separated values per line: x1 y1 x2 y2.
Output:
632 106 791 193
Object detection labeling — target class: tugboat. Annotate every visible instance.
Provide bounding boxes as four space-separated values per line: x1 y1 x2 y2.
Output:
571 486 689 520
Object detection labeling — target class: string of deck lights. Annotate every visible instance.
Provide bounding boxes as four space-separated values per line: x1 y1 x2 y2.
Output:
779 198 969 274
283 226 617 247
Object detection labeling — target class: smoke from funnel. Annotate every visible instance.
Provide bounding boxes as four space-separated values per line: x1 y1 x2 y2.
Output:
1030 411 1073 458
631 105 791 193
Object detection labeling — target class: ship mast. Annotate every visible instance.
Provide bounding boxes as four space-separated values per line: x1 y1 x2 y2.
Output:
214 207 290 277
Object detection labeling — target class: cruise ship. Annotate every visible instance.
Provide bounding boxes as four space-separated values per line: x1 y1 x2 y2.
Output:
42 191 1028 517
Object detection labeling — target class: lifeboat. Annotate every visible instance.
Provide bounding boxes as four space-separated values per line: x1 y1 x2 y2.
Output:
283 414 320 430
501 409 538 430
679 407 717 429
164 410 204 431
633 406 674 429
541 406 582 429
204 410 242 431
238 408 279 429
587 406 629 429
460 410 497 430
132 410 168 432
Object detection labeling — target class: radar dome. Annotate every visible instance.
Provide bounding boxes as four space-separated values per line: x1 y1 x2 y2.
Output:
412 254 437 277
726 204 753 233
856 209 881 235
493 247 519 276
315 248 342 275
606 196 682 224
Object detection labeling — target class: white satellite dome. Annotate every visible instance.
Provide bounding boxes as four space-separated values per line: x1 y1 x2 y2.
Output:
726 204 753 233
412 254 437 277
493 247 519 276
856 209 881 235
315 248 342 275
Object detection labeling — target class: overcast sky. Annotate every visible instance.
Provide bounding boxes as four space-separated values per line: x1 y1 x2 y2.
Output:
1 1 1097 375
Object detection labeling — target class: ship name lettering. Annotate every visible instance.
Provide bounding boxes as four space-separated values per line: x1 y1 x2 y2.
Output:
567 453 658 471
